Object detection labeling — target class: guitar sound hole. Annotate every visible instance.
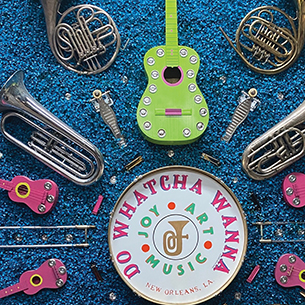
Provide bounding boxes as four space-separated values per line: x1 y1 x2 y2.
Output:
32 276 41 285
301 271 305 280
18 185 28 195
164 67 182 84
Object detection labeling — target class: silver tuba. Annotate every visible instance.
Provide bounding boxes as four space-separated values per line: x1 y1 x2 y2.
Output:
40 0 121 75
242 100 305 180
220 0 305 74
0 71 104 186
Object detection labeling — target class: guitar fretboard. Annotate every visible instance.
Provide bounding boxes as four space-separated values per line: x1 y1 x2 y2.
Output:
0 179 13 192
166 0 179 66
0 282 26 299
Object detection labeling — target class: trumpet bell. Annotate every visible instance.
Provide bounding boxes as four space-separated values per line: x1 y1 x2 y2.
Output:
242 100 305 180
0 71 104 186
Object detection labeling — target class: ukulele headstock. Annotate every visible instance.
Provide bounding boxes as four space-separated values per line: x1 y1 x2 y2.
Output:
282 173 305 208
275 253 305 289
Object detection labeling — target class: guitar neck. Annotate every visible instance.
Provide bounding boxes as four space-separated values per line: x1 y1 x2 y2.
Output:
165 0 179 66
0 282 27 299
0 179 13 192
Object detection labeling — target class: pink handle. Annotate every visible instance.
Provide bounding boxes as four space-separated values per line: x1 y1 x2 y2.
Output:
275 253 305 289
282 172 305 208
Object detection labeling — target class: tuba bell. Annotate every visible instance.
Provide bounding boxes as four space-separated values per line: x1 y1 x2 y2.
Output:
39 0 121 75
220 0 305 74
0 71 104 186
242 100 305 180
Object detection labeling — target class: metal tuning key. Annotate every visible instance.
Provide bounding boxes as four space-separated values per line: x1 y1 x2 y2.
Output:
0 225 95 248
0 259 67 299
91 90 127 148
222 88 260 142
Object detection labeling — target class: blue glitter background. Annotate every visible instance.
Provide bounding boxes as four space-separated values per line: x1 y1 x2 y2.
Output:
0 0 305 304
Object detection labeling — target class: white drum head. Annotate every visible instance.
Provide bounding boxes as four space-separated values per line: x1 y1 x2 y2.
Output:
109 166 247 304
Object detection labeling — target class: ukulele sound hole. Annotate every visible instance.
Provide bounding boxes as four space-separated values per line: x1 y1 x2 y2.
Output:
163 67 182 84
17 185 28 196
301 271 305 280
32 276 41 285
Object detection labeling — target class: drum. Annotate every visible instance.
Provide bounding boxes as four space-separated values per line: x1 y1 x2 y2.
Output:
108 166 247 304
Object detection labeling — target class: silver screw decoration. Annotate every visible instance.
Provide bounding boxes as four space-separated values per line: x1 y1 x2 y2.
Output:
147 57 155 65
58 266 67 275
194 95 203 104
149 84 157 94
139 109 148 117
156 49 165 57
158 129 166 138
110 176 117 184
190 55 198 64
44 182 52 190
65 234 73 242
56 279 64 287
109 292 117 301
180 48 188 57
167 150 174 158
48 259 56 267
183 128 191 137
143 121 152 130
143 96 151 106
38 204 46 213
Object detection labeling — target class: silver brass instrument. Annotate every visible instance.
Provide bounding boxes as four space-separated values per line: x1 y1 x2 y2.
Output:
220 0 305 74
0 71 104 186
40 0 121 75
242 100 305 180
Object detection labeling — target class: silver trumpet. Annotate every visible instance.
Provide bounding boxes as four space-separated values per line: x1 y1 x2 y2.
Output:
40 0 121 75
220 0 305 75
0 71 104 186
242 100 305 180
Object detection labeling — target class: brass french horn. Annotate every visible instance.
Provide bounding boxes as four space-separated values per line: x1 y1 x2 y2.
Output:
40 0 121 75
0 71 104 185
220 0 305 74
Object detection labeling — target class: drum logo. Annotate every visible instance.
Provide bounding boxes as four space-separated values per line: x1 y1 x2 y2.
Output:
110 171 245 303
163 220 189 256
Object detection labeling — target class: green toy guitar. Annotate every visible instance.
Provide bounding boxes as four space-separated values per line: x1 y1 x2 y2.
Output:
137 0 209 145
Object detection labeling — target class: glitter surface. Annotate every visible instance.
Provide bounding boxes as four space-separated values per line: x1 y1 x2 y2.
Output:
0 0 305 304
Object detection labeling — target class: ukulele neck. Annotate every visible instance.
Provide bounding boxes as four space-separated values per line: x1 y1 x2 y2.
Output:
0 282 27 299
0 179 13 192
165 0 179 66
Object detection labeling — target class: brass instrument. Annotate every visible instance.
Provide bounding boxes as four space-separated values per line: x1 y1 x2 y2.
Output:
40 0 121 75
0 71 104 186
242 100 305 180
220 0 305 74
163 220 189 256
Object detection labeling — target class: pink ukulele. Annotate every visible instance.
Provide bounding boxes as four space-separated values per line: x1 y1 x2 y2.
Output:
282 172 305 208
0 176 59 214
275 253 305 289
0 259 67 299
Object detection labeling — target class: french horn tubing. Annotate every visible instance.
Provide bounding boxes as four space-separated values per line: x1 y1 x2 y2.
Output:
220 0 305 74
242 100 305 180
40 0 121 75
0 71 104 186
